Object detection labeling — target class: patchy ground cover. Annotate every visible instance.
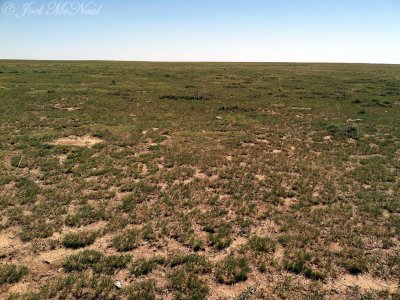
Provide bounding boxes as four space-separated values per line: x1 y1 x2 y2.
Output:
0 61 399 299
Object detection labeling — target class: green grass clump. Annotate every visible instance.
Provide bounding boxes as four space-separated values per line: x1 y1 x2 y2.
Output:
326 123 358 139
326 124 340 134
0 264 29 285
62 231 97 249
127 280 157 300
215 255 251 284
209 224 232 250
283 252 325 281
8 272 120 300
168 254 212 274
168 270 209 300
247 236 276 254
342 249 368 275
112 228 139 252
63 250 103 272
15 177 40 204
121 195 136 213
142 223 156 241
131 257 166 277
63 250 131 274
65 205 107 227
20 222 54 242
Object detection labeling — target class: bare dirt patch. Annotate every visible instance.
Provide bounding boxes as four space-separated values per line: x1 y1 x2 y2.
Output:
0 233 13 254
53 104 82 111
273 245 285 263
329 242 341 253
331 274 398 293
254 174 265 181
57 154 68 164
50 135 103 148
323 135 332 141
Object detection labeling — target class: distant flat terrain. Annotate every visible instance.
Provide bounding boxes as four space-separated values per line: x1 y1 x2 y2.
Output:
0 61 399 299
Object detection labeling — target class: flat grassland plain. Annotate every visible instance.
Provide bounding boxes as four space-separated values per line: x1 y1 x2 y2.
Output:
0 61 399 299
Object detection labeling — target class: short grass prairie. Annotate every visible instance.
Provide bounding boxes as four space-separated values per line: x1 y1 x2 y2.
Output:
0 61 399 299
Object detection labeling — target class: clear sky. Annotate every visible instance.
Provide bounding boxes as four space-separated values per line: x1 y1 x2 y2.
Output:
1 0 399 63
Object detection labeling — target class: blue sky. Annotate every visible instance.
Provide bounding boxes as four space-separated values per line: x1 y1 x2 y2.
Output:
1 0 399 63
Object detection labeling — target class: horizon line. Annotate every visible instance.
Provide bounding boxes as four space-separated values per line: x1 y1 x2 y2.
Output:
0 59 399 66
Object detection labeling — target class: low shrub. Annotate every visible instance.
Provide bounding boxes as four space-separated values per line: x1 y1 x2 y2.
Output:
112 228 139 252
0 264 29 285
209 224 232 250
168 254 212 274
168 270 209 300
248 236 276 254
64 250 131 275
131 257 165 277
63 231 97 249
215 255 250 284
127 280 157 300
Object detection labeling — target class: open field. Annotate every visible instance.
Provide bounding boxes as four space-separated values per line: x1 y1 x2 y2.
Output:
0 61 399 299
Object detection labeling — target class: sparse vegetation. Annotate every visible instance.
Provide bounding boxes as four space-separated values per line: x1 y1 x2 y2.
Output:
1 61 399 298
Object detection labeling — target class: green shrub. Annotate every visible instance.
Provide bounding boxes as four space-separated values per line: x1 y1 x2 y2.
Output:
209 224 232 250
127 280 157 300
16 177 40 204
390 216 400 235
168 270 209 300
351 99 363 104
341 248 368 275
20 222 54 242
0 264 29 285
121 196 136 213
345 126 358 138
168 254 212 274
10 272 119 299
283 252 325 281
326 124 358 139
63 231 97 249
65 205 107 227
131 257 165 277
343 257 367 275
326 124 340 134
112 228 139 252
64 250 103 272
248 236 276 254
358 109 366 114
283 252 310 275
215 256 250 284
142 224 155 241
100 255 131 274
304 268 326 281
188 238 205 252
64 250 130 275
